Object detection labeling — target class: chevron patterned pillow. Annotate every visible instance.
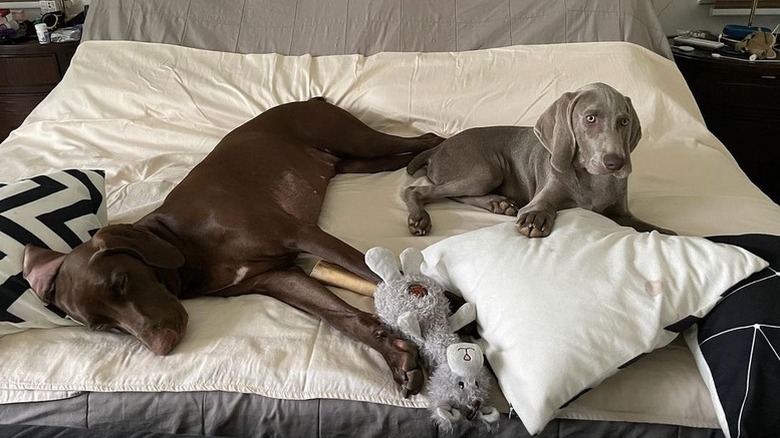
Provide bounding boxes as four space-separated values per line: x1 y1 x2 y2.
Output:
0 169 107 337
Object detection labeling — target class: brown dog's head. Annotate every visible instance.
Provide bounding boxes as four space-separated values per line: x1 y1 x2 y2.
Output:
534 82 642 178
23 225 188 355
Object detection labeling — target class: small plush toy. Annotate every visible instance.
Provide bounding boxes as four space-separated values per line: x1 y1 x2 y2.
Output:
366 247 500 432
735 30 777 59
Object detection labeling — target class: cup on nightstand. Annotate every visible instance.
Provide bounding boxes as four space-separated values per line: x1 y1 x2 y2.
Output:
35 23 50 44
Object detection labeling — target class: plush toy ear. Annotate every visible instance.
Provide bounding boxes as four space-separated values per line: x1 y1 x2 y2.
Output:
399 247 424 276
764 32 777 59
92 225 184 269
624 96 643 153
449 302 476 333
534 91 578 173
23 245 67 304
397 311 424 344
364 247 401 284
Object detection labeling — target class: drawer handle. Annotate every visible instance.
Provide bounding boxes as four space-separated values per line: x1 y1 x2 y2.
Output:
761 75 776 80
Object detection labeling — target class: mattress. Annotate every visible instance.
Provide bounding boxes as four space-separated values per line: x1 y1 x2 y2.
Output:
2 40 779 436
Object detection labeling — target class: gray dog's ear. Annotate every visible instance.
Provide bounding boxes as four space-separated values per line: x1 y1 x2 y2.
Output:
534 91 578 173
624 96 642 152
92 225 185 269
23 244 67 304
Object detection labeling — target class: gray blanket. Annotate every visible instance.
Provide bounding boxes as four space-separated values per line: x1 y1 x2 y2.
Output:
0 391 723 437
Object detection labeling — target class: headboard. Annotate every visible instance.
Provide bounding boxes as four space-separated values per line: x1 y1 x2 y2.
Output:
82 0 673 59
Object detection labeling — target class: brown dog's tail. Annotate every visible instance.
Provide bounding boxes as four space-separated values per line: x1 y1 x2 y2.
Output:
405 148 434 176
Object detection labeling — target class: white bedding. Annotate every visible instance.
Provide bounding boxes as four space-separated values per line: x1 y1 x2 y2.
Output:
1 40 779 429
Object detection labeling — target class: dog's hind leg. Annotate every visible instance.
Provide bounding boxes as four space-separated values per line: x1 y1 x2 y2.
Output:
403 178 500 236
273 99 444 157
219 265 425 397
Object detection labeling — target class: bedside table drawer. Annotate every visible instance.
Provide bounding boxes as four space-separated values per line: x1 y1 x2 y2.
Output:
692 71 779 110
0 54 61 87
0 92 48 130
1 92 48 114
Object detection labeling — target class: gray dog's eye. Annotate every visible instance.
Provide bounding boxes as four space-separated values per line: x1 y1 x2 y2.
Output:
585 115 596 123
620 118 630 126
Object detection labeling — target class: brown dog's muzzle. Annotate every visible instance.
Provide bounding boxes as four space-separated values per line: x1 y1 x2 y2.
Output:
141 326 187 356
128 298 189 356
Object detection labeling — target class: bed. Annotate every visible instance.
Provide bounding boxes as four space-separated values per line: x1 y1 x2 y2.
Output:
1 1 779 437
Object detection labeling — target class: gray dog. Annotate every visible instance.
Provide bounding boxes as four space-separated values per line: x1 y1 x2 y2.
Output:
403 82 674 237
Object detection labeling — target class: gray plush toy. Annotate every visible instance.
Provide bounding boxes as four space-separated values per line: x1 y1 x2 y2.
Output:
366 247 500 432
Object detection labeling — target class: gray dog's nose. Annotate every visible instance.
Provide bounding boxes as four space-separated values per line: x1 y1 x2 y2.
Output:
603 154 625 171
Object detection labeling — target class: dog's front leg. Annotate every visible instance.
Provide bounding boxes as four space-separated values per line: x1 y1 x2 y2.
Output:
515 190 563 238
605 202 676 235
215 266 425 397
612 214 677 235
514 180 574 238
516 206 556 237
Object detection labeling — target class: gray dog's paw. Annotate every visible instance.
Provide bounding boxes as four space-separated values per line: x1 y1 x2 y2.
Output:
408 213 432 236
516 211 554 238
490 199 518 216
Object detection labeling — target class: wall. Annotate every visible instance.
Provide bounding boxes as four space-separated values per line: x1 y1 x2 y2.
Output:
653 0 779 35
4 0 87 21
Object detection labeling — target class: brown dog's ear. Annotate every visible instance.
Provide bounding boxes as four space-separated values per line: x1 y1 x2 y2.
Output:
534 91 578 173
624 96 642 152
92 225 185 269
23 245 67 304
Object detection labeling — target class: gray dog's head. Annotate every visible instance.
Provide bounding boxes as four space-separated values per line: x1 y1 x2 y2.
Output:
23 225 189 355
533 82 642 179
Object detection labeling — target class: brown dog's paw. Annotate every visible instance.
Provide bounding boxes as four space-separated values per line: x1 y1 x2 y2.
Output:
400 364 425 398
516 211 554 238
374 327 424 397
407 213 431 236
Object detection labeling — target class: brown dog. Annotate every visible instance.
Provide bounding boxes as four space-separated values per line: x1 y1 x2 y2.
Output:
22 98 443 396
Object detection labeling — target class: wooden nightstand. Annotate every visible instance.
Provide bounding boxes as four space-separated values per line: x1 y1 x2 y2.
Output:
673 48 780 204
0 39 79 141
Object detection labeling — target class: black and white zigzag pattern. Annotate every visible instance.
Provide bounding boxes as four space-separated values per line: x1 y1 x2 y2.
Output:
0 169 106 329
693 234 780 438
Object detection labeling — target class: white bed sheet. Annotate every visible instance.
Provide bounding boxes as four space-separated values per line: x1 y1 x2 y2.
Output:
1 40 779 429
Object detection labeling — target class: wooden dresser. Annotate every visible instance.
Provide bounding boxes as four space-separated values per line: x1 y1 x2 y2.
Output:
0 40 79 141
673 48 780 203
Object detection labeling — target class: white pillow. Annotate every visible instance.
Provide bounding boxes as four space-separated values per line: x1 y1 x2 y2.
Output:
420 208 767 435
